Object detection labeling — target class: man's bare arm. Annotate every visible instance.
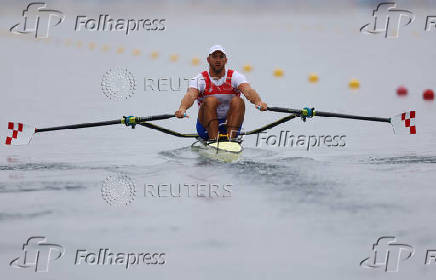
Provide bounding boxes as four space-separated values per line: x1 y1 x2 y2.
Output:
175 87 199 118
238 83 267 111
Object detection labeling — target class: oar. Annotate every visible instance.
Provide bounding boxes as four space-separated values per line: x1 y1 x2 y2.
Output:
2 114 175 146
267 106 416 135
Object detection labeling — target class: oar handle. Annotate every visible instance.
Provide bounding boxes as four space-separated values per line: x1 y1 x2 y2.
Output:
136 114 175 123
267 107 301 114
267 106 391 123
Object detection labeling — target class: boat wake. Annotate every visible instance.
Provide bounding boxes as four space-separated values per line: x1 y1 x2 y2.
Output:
365 155 436 165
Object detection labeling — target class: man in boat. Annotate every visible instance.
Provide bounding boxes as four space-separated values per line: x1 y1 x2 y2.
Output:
175 45 267 141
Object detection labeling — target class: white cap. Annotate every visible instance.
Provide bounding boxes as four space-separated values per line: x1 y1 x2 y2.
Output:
208 45 227 56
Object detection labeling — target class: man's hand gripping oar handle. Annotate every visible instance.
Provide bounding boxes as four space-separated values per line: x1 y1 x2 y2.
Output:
122 114 176 129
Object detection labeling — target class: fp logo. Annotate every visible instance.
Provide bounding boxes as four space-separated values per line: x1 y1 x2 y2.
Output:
360 236 414 272
10 2 64 38
10 236 65 272
360 2 414 38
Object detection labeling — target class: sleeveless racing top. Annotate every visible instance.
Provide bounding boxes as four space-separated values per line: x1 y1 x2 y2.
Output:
197 69 241 119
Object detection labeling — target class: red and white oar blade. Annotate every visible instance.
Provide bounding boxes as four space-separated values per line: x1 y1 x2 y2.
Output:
1 122 35 146
390 111 416 135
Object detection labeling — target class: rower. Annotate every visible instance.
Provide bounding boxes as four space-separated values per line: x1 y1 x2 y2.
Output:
175 45 267 140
